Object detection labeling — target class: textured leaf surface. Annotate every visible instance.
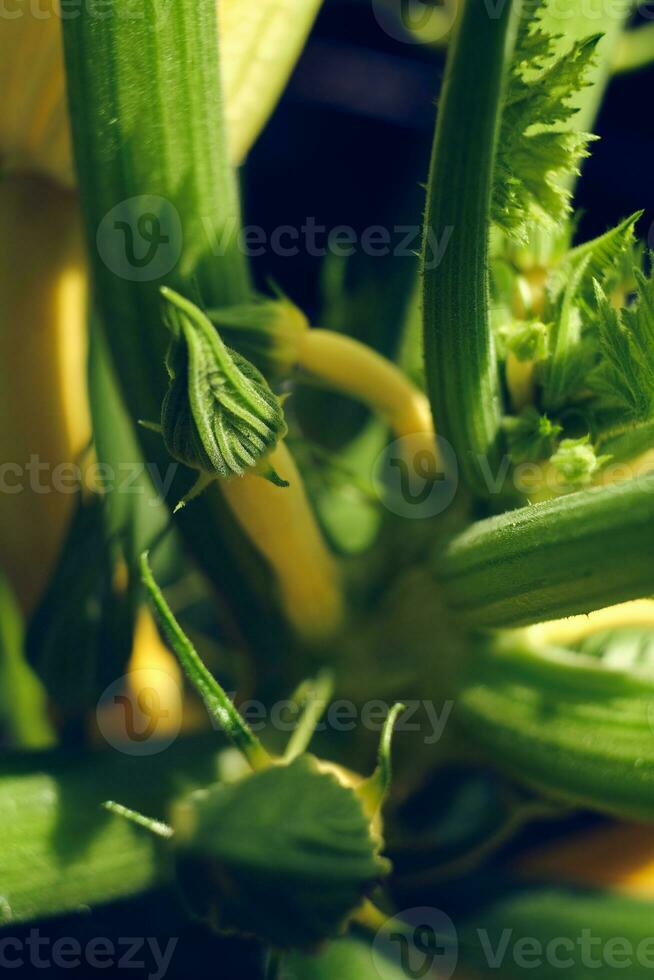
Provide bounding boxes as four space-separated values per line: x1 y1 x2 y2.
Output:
161 290 287 483
173 755 389 946
493 3 599 240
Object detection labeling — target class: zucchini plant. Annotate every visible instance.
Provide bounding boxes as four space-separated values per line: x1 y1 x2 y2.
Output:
2 0 654 977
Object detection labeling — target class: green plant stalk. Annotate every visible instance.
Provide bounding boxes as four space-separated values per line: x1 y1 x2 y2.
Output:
63 3 336 648
455 882 654 980
421 0 514 495
140 553 271 770
613 22 654 75
0 736 223 925
457 634 654 819
438 473 654 628
62 0 250 427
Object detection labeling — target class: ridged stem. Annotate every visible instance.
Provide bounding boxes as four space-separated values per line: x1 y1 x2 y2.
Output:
421 0 514 495
439 473 654 628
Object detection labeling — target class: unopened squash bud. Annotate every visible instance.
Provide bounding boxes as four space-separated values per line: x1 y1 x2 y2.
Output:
104 557 403 948
159 289 289 500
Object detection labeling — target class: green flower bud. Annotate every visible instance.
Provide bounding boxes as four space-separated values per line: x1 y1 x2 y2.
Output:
171 754 390 948
102 557 402 951
208 294 309 380
550 436 611 487
498 319 550 363
160 288 288 489
504 407 562 464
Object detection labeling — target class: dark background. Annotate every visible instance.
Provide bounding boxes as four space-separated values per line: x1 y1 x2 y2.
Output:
246 0 654 316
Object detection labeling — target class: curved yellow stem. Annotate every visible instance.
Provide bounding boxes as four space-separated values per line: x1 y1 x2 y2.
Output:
296 329 436 461
219 442 344 641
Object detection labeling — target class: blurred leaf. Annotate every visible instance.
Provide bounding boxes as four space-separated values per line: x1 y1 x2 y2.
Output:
285 934 412 979
0 735 223 926
173 755 389 946
25 495 133 713
453 877 654 979
0 570 53 749
219 0 324 164
457 634 654 820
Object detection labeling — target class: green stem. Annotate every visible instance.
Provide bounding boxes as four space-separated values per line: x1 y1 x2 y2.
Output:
140 553 270 770
421 0 514 496
613 23 654 75
62 0 250 426
439 473 654 628
283 671 334 763
0 735 222 926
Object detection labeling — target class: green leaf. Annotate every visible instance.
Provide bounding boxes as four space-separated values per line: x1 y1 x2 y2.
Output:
438 472 654 628
542 254 590 410
285 934 413 980
25 494 133 712
457 633 654 819
548 211 642 310
498 319 550 363
0 735 223 925
422 0 514 495
172 754 390 947
591 275 654 422
0 570 53 749
493 6 600 240
161 289 288 489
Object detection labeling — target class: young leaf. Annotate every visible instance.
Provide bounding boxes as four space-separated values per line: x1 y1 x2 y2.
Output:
493 6 600 241
591 277 654 422
547 211 642 309
542 255 591 410
161 289 288 490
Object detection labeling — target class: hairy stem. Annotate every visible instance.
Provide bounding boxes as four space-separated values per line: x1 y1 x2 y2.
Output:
422 0 514 495
439 474 654 628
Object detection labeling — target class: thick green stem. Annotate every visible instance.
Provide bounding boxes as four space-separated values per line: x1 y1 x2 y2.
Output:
62 0 250 425
421 0 514 496
0 736 222 926
439 473 654 628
